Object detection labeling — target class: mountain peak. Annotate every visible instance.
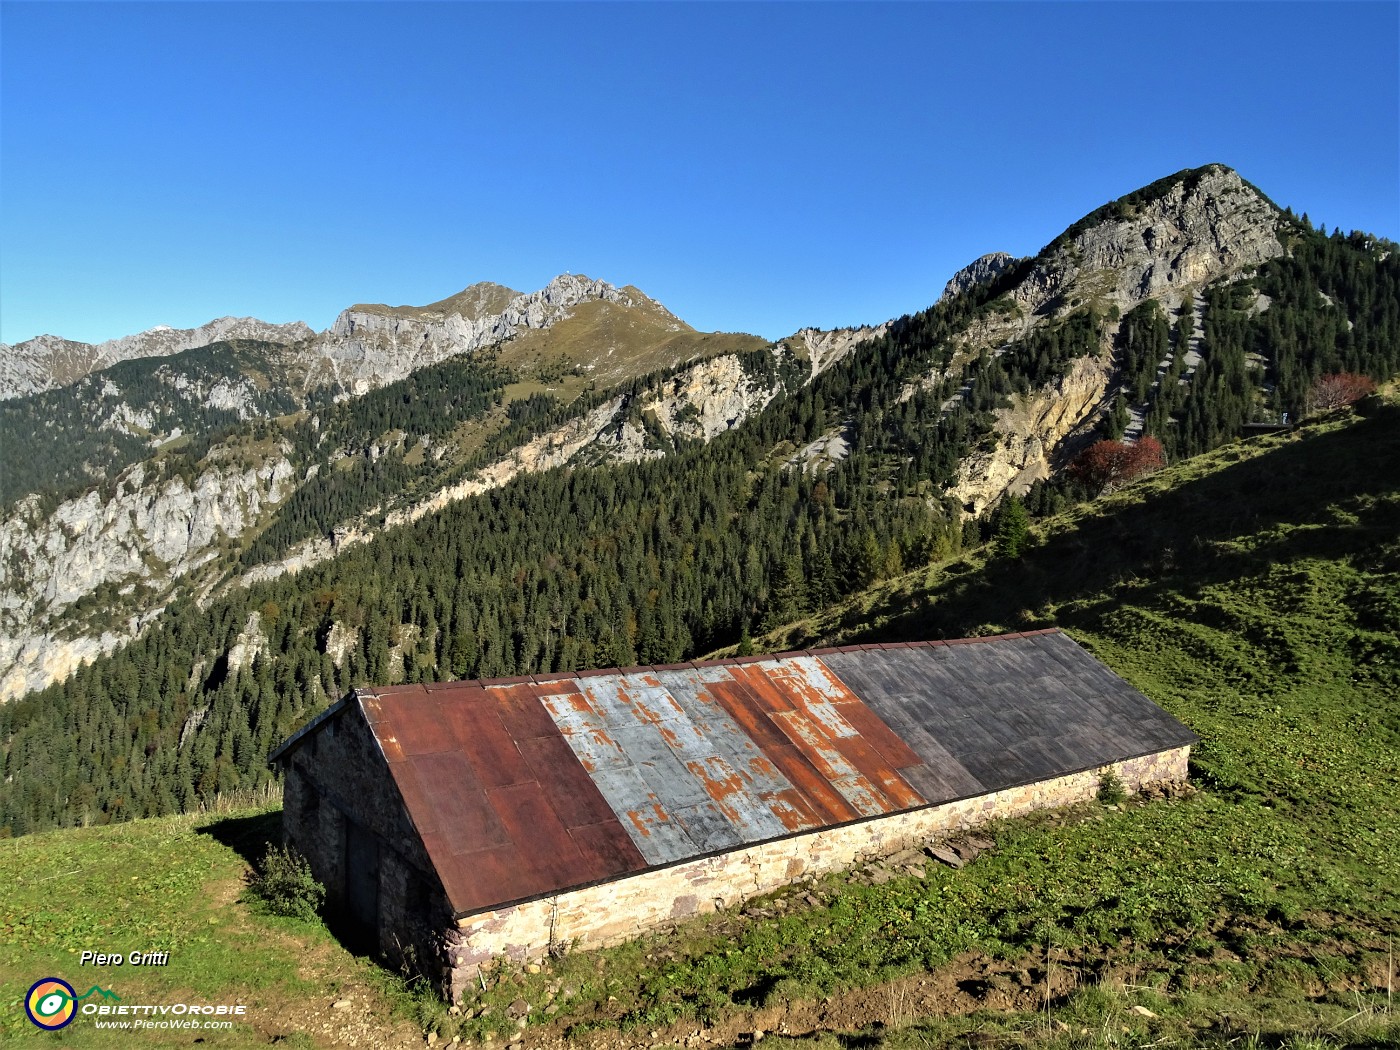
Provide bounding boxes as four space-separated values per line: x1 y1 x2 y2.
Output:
1003 164 1284 319
1041 164 1272 258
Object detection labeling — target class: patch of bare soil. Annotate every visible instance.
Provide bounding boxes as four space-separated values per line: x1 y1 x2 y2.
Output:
212 871 422 1049
266 985 423 1049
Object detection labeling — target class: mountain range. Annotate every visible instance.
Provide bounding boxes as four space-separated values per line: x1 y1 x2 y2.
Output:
1 162 1397 836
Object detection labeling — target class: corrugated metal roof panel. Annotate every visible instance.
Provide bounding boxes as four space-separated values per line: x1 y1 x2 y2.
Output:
516 661 930 865
363 682 646 916
819 634 1197 793
306 630 1196 919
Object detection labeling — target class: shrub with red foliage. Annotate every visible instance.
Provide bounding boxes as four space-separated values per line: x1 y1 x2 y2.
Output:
1308 372 1376 413
1070 436 1166 494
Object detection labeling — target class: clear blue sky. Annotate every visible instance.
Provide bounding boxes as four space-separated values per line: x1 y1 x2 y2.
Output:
2 2 1397 345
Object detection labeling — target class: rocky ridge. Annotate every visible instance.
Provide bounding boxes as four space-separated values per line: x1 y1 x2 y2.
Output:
297 274 652 394
939 252 1016 303
0 317 314 401
942 165 1285 511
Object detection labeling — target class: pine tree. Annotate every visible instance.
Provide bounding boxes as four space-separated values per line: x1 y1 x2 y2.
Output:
993 495 1030 560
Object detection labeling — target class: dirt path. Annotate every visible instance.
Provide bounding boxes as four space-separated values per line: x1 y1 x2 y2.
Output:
211 871 422 1049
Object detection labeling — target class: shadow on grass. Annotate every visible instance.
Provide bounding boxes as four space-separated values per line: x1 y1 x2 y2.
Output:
197 809 283 868
198 808 381 958
841 405 1400 645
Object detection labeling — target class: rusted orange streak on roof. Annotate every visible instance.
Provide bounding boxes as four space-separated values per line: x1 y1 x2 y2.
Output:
705 673 861 824
360 681 646 917
727 662 926 817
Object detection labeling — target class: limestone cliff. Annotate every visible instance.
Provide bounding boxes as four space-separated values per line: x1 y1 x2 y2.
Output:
949 353 1116 515
0 317 314 400
642 351 788 441
0 450 295 700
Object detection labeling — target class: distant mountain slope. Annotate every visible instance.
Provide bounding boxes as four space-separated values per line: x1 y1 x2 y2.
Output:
1 163 1396 734
0 275 770 700
292 273 707 394
0 316 315 400
0 339 300 508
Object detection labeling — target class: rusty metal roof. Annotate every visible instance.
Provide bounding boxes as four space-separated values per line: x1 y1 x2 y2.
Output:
359 681 647 915
321 630 1195 917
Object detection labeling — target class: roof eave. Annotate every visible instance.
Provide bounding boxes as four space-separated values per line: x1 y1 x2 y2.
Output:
267 691 358 765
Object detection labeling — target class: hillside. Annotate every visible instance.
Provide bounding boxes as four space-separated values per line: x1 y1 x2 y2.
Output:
2 402 1396 1048
0 276 767 701
3 165 1399 829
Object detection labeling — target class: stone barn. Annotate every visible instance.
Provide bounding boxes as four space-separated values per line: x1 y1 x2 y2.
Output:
270 629 1196 999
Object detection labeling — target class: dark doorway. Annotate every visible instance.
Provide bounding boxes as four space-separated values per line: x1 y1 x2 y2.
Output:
344 821 380 951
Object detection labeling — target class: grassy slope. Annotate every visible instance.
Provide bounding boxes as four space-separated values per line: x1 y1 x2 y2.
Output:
495 296 768 391
0 808 427 1047
3 404 1397 1048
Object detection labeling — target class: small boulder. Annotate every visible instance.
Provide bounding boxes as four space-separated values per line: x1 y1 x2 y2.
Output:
925 845 964 868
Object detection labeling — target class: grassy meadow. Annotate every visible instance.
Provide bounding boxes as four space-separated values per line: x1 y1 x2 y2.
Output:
2 402 1397 1048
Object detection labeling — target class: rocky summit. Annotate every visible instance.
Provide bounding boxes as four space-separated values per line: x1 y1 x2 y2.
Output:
939 252 1016 302
1 164 1394 709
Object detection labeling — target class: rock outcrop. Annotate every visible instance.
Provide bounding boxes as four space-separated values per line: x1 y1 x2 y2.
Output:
788 323 890 376
939 252 1016 303
644 351 788 441
949 353 1116 515
0 317 314 400
0 451 296 700
1023 167 1281 310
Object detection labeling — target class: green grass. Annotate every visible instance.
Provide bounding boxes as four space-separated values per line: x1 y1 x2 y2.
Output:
2 404 1397 1048
0 806 375 1046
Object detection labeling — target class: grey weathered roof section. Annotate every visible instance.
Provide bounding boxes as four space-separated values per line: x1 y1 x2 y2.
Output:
818 632 1197 795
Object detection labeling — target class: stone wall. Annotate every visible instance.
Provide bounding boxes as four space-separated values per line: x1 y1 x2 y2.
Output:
281 701 454 977
443 746 1190 997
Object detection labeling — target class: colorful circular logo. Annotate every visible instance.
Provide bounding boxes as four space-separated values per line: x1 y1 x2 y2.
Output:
26 977 77 1030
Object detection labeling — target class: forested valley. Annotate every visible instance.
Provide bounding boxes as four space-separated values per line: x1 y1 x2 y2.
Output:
2 211 1397 837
